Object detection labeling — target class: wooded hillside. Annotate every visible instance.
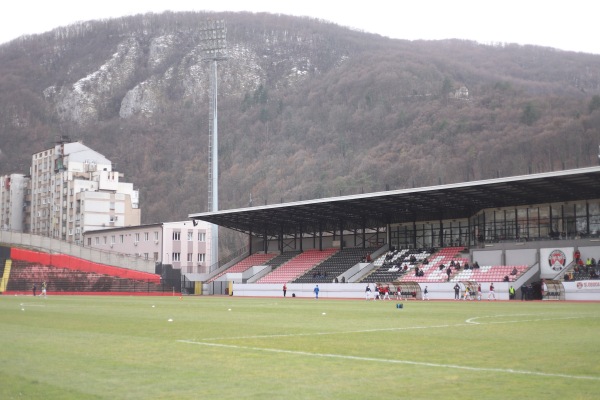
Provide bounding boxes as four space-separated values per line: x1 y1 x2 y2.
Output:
1 11 599 245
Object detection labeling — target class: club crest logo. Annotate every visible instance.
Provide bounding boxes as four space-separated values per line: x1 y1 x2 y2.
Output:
548 249 566 271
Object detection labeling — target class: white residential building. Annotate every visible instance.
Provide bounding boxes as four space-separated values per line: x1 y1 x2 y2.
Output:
0 174 29 232
29 141 140 244
83 220 212 274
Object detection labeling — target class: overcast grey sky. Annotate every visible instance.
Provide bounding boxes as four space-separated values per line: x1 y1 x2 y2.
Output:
1 1 598 54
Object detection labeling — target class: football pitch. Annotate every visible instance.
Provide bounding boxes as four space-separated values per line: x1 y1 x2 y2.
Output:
0 294 598 399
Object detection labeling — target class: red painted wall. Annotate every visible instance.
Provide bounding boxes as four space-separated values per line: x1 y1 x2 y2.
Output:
10 248 160 283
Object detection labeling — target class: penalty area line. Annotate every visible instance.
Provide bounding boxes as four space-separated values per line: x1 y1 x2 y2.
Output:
177 340 600 381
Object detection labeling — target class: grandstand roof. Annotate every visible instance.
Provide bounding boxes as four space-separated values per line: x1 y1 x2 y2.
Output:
189 166 600 237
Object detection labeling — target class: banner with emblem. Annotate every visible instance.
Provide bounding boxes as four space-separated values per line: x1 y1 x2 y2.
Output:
539 247 574 279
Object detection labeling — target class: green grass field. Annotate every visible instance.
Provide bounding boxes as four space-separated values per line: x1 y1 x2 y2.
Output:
0 294 598 400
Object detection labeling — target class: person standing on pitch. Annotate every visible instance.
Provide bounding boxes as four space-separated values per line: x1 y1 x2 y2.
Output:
477 284 482 300
488 283 496 300
508 285 515 300
453 283 460 300
283 283 287 297
423 286 429 300
314 284 320 299
41 281 47 298
463 285 471 300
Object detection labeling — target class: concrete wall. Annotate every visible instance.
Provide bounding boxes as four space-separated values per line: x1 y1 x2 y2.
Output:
0 230 155 273
232 282 514 300
472 249 502 265
231 279 600 301
506 248 537 266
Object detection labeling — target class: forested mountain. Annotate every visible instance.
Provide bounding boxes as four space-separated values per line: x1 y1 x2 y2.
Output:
1 11 600 236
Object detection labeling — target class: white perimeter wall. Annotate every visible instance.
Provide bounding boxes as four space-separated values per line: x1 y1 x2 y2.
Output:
231 281 600 301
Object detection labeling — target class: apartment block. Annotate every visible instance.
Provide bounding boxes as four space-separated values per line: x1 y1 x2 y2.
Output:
83 220 212 273
29 141 140 244
0 174 29 232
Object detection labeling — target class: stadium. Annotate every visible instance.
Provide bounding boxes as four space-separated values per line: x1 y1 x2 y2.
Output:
2 167 600 399
3 166 600 301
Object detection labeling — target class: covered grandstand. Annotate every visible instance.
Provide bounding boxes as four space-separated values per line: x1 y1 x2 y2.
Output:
189 167 600 300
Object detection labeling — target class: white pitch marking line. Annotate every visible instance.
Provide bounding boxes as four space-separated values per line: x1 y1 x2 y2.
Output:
195 323 457 341
195 314 597 341
465 314 592 325
177 340 600 381
18 303 46 307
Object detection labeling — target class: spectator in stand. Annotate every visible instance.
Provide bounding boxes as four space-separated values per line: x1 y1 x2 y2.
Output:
446 266 452 281
473 261 480 269
464 261 470 270
414 266 420 276
511 267 518 275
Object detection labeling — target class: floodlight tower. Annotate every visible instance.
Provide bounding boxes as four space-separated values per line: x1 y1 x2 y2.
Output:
200 19 227 269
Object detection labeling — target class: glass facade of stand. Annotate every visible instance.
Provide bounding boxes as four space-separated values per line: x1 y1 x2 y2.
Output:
389 199 600 249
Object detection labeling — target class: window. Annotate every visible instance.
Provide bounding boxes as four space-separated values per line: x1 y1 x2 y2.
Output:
144 232 149 241
198 253 206 262
119 235 124 243
198 232 206 242
103 236 107 244
187 253 193 262
144 253 149 260
95 237 100 245
187 231 193 241
135 233 140 242
172 231 180 241
111 235 115 244
172 252 180 261
154 231 159 241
